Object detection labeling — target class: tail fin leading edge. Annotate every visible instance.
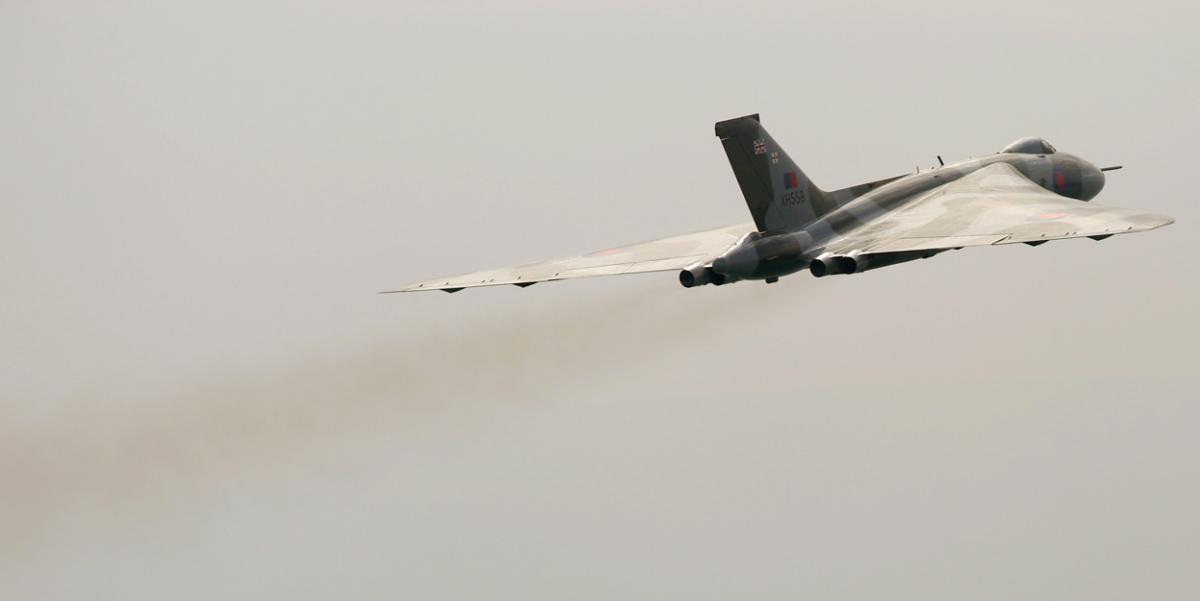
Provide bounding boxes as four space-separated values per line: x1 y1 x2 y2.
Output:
715 114 835 232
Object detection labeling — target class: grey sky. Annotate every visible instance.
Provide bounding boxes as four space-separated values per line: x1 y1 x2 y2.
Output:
2 1 1197 599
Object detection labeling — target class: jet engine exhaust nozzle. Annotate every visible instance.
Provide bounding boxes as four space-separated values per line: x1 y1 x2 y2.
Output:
810 251 939 277
809 255 859 277
679 264 727 288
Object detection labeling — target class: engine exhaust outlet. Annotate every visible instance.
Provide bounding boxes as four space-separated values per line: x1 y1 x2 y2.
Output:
809 255 859 277
679 264 727 288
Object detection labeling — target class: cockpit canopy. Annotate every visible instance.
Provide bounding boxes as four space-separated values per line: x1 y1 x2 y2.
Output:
1001 137 1057 155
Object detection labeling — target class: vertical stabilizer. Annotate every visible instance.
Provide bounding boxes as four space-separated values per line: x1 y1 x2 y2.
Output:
715 114 835 231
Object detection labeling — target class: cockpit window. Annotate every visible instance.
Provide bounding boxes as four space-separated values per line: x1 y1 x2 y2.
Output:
1001 137 1056 155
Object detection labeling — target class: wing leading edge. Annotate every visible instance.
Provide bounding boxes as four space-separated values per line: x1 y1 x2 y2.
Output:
381 223 755 293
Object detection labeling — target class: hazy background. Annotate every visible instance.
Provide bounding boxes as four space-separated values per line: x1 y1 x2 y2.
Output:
2 1 1197 599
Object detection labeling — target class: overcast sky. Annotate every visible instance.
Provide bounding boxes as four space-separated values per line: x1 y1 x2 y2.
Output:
2 1 1198 599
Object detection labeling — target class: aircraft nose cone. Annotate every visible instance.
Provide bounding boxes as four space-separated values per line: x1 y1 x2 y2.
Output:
1080 162 1105 201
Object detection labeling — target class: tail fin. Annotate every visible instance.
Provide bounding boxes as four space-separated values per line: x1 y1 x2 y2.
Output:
715 114 835 232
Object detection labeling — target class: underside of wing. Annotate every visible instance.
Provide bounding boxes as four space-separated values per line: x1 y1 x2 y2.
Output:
822 162 1174 256
382 223 755 293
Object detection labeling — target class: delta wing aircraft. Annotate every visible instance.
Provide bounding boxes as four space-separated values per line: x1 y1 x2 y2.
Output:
385 114 1172 293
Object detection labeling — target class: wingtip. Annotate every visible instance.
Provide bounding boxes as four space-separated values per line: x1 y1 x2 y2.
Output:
1150 214 1176 229
378 286 463 294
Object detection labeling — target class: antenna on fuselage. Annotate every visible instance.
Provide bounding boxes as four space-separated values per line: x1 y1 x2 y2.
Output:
936 155 944 167
1100 165 1123 172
